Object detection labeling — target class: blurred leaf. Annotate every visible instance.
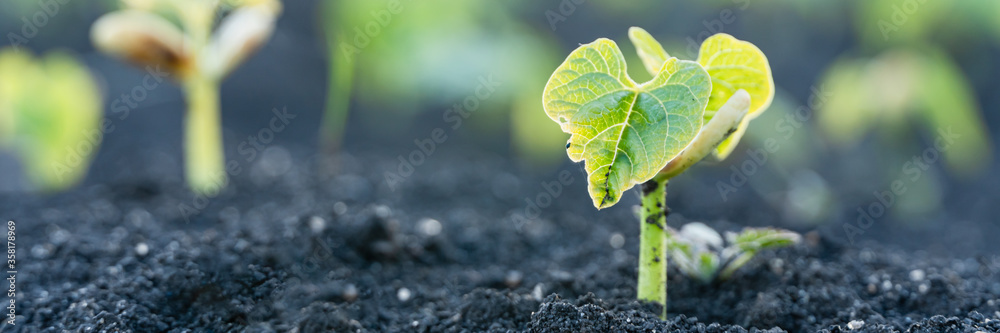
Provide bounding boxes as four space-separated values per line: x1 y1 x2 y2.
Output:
203 2 281 78
816 58 877 148
678 222 723 249
916 50 992 175
0 49 102 191
628 27 670 77
542 39 710 209
818 48 991 177
90 9 194 77
696 33 774 160
867 51 921 119
669 223 799 282
725 227 801 254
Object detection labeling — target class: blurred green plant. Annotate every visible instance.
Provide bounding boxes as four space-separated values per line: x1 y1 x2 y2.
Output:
0 49 102 191
817 48 991 177
667 222 800 283
320 0 565 166
90 0 282 195
542 27 796 319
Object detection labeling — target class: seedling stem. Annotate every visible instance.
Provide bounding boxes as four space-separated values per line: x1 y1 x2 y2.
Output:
639 173 669 318
184 75 225 195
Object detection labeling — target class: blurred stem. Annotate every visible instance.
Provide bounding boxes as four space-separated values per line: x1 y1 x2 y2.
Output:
183 75 226 195
638 173 669 319
320 32 354 152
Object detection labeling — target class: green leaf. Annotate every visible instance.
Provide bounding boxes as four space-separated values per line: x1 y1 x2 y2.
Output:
542 38 711 209
628 27 670 77
696 33 774 160
0 50 103 191
726 228 800 254
718 227 799 280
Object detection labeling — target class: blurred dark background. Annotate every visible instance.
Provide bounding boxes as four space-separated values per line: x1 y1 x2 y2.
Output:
1 0 999 255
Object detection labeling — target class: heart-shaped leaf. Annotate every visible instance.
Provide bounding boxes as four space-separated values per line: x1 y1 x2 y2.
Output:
696 33 774 160
542 38 711 209
628 31 773 161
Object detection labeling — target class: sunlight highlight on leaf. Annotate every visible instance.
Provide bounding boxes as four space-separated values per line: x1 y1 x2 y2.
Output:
628 27 670 77
542 39 711 209
696 33 774 160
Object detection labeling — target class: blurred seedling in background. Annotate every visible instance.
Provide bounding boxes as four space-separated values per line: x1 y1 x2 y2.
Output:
542 27 797 318
818 49 991 176
668 222 800 283
319 0 567 168
815 49 991 221
0 50 102 191
90 0 282 195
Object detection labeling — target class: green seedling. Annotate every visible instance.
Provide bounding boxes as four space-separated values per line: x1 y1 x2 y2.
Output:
90 0 282 195
542 27 796 318
667 222 800 283
0 49 102 191
817 48 991 176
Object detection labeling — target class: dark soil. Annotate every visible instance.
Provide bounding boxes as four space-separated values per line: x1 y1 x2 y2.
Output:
4 151 1000 333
